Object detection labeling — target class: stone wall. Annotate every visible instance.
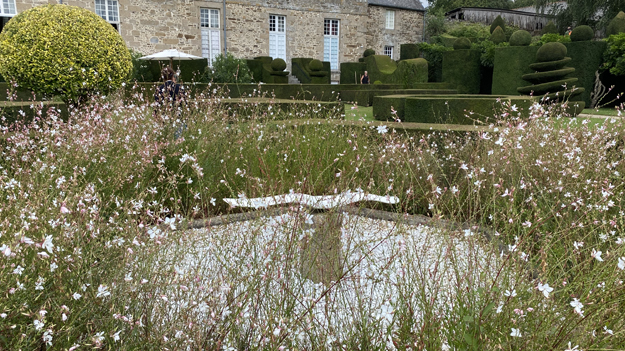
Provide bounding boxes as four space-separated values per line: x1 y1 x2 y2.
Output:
366 5 424 60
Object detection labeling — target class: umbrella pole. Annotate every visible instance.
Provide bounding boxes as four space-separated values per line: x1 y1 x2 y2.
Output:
169 57 173 69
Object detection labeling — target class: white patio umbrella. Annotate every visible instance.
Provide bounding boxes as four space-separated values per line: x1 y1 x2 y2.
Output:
138 49 204 72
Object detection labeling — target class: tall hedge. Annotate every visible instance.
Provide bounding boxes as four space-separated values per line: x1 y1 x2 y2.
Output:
442 50 481 94
0 5 132 103
492 46 539 95
563 41 607 106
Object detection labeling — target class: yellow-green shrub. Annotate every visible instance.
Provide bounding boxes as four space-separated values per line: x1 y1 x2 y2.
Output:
0 5 132 102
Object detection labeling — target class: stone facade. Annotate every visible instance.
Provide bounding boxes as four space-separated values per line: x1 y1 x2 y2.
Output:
9 0 425 80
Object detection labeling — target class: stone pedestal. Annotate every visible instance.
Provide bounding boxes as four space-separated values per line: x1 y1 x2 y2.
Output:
300 212 344 285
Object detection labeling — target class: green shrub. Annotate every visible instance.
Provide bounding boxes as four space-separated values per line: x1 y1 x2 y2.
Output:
400 43 420 60
490 15 506 34
603 33 625 76
475 40 509 68
127 49 154 82
541 21 559 35
490 26 506 44
363 49 376 57
418 42 453 82
509 30 532 46
271 58 287 72
309 59 324 71
447 21 490 40
373 80 383 84
570 25 594 41
397 58 428 87
529 57 572 72
536 42 567 62
453 37 472 50
607 11 625 36
0 4 131 103
205 53 253 83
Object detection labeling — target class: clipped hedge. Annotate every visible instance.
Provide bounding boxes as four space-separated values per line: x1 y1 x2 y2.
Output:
563 41 607 106
491 46 538 95
490 15 506 34
218 98 343 121
340 62 366 84
147 59 208 83
0 101 68 125
363 55 428 87
292 58 331 84
607 11 625 36
509 30 532 46
442 49 481 94
570 25 594 42
340 87 456 106
0 82 40 101
400 44 420 60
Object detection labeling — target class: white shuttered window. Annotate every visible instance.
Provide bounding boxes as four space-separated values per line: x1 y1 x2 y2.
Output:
269 15 286 61
95 0 119 30
201 8 221 66
385 10 395 29
323 19 339 70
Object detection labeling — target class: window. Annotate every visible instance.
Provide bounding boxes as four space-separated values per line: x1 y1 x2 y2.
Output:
324 19 339 70
385 10 394 29
0 0 16 33
384 45 393 59
269 15 286 61
95 0 119 30
201 8 221 66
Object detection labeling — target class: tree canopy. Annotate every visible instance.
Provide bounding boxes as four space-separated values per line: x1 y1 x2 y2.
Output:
428 0 514 16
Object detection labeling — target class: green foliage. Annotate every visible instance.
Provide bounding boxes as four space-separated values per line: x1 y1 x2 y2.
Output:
442 49 481 93
475 40 509 67
339 62 366 84
397 58 429 87
373 80 383 84
536 42 567 62
453 37 472 50
204 53 253 83
428 0 512 17
529 57 572 72
607 11 625 36
309 59 323 71
425 15 447 40
446 21 490 40
490 26 506 44
536 33 572 46
602 33 625 76
570 25 594 41
491 45 539 95
400 43 420 60
363 49 376 57
541 21 559 35
0 4 132 103
417 42 453 82
128 49 154 82
509 30 532 46
490 15 506 34
271 58 287 72
553 0 625 33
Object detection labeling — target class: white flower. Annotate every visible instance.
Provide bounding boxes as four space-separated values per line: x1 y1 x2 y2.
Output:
13 265 24 275
591 249 603 262
618 257 625 270
43 329 53 346
273 328 281 337
510 328 521 337
537 282 554 298
112 330 121 341
463 229 474 237
50 263 58 272
376 125 388 134
570 298 584 315
33 319 45 330
96 285 110 298
35 276 45 291
604 326 614 335
565 342 580 351
72 292 82 300
0 313 6 318
504 289 517 297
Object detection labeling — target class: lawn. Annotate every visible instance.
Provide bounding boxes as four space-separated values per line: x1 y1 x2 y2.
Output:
344 103 374 121
582 107 622 116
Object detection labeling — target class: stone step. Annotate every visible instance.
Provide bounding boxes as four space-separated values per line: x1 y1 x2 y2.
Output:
288 74 301 84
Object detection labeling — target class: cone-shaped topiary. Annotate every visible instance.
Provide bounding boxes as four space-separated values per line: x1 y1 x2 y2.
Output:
453 37 472 50
509 30 532 46
490 15 506 34
271 58 287 72
518 42 584 113
541 21 558 35
0 4 132 103
570 25 594 41
536 42 567 62
363 49 376 57
490 26 506 44
607 11 625 36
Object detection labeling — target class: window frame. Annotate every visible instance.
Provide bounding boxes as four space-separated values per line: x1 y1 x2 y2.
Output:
200 8 220 29
385 10 395 30
200 8 221 67
95 0 120 30
0 0 16 17
384 45 394 59
324 19 340 70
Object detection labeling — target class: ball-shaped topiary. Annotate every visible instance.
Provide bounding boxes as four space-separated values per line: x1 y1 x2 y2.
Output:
271 58 287 72
309 59 324 71
536 42 567 63
363 49 376 58
509 30 532 46
570 25 594 41
541 21 558 35
0 5 132 103
607 11 625 36
453 37 472 50
490 26 506 44
490 15 506 34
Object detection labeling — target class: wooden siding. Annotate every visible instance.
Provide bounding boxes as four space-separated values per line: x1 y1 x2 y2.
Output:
446 8 552 33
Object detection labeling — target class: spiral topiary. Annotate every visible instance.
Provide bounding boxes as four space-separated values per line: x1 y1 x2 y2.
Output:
453 37 472 50
518 42 584 111
607 12 625 36
541 21 558 35
271 58 287 72
570 25 594 42
490 26 506 44
490 15 506 34
363 49 376 58
0 4 132 103
509 30 532 46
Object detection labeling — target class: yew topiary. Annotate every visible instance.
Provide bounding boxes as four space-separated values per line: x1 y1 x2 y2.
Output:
363 49 376 57
490 15 506 34
0 4 132 103
309 59 324 71
453 37 472 50
607 11 625 36
490 26 506 44
271 58 287 72
541 21 558 35
536 42 567 63
570 25 594 42
509 30 532 46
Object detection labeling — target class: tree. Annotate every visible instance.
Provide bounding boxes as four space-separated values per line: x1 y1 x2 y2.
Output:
515 0 625 30
203 53 254 84
428 0 514 16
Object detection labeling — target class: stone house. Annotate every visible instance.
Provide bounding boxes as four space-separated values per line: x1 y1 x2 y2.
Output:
4 0 424 80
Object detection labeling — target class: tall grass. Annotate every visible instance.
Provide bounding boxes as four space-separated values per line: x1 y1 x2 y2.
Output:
0 85 624 349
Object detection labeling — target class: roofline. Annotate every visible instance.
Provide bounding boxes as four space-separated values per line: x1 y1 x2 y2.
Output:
368 3 425 12
444 7 554 17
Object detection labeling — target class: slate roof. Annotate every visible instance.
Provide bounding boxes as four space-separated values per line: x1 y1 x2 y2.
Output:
368 0 425 12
